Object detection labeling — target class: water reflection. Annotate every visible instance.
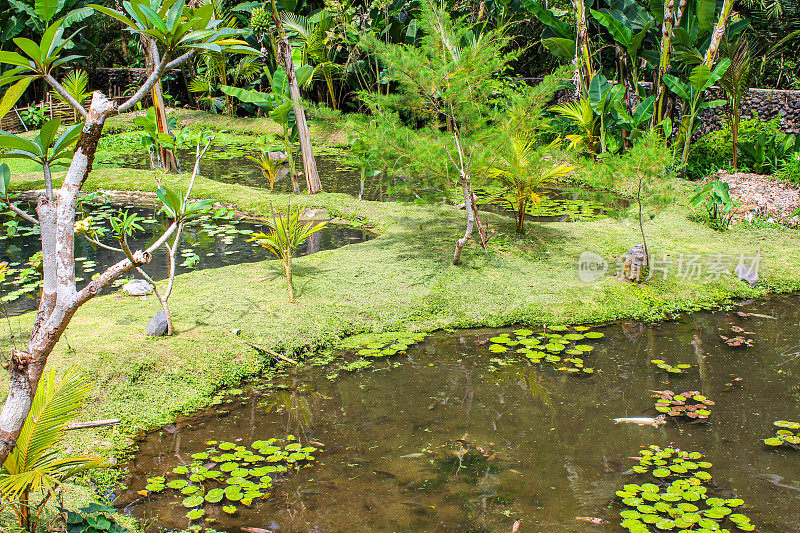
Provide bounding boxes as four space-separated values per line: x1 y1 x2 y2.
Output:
127 296 800 532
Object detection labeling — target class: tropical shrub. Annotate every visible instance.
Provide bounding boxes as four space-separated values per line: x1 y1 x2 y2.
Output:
687 116 785 179
485 136 575 232
248 205 327 302
20 105 47 130
61 503 131 533
690 180 739 230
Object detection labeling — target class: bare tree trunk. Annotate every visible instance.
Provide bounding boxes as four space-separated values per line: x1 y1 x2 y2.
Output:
654 0 676 125
0 92 180 464
703 0 734 67
453 180 475 265
143 38 180 173
285 252 294 302
274 16 321 194
128 139 212 336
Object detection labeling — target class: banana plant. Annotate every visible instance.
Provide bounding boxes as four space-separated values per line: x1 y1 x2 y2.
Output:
663 58 730 167
588 74 625 153
221 65 313 193
590 7 654 98
523 0 576 62
612 95 658 145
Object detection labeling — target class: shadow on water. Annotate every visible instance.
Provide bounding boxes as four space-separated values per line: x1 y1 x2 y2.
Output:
0 203 372 316
125 296 800 533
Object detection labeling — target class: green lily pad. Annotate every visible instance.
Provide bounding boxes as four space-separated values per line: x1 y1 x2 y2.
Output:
205 488 224 503
186 509 205 520
182 495 204 508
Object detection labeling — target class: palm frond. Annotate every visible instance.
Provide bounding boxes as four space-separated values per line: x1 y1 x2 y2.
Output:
281 12 313 40
6 367 91 476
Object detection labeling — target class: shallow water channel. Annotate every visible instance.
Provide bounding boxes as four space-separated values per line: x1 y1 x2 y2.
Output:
105 149 387 200
125 296 800 532
0 204 371 315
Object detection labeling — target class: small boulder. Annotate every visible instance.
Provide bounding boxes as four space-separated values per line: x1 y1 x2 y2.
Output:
145 310 168 337
268 151 287 161
123 279 153 296
299 208 331 221
734 261 759 287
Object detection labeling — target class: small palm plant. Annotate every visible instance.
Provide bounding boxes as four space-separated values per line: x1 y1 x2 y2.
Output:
550 98 601 154
51 70 91 121
0 367 104 531
487 136 575 233
248 205 327 302
246 147 286 190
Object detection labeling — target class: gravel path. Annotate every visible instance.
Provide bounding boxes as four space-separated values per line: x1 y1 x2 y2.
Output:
712 170 800 224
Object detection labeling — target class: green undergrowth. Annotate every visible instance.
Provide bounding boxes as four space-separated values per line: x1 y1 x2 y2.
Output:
3 113 800 520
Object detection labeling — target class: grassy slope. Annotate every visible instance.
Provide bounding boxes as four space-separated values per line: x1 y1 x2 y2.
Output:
3 112 800 460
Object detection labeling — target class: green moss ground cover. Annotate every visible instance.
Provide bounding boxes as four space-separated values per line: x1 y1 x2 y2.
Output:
2 113 800 511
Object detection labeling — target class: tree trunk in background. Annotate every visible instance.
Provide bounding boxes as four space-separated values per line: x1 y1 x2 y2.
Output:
143 37 180 173
654 0 675 125
704 0 734 67
732 111 740 169
674 0 688 27
573 0 593 97
273 14 321 194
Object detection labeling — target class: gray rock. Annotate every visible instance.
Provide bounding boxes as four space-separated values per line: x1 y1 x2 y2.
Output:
268 151 287 162
145 310 168 337
299 208 331 221
734 262 759 287
122 279 153 296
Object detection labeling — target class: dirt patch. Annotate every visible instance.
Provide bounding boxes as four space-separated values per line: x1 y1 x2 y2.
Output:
712 170 800 225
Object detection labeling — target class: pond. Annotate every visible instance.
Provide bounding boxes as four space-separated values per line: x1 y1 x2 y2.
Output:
0 203 372 316
102 145 627 219
103 148 389 201
123 296 800 532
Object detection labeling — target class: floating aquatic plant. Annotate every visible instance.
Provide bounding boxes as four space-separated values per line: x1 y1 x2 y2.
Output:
142 436 321 522
651 390 714 422
617 445 755 532
353 332 428 359
483 325 604 375
650 359 692 374
763 420 800 449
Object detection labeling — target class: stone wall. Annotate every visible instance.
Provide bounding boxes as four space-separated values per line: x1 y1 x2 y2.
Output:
695 87 800 136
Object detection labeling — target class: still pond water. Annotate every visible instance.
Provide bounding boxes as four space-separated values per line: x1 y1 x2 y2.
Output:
125 296 800 532
0 203 371 315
